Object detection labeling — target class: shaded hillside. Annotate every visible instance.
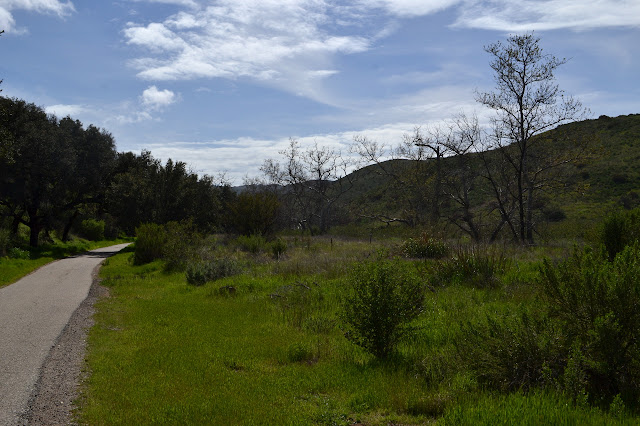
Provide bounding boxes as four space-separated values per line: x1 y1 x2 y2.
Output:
338 113 640 240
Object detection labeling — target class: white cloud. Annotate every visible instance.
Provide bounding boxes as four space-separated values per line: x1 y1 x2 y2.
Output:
44 103 85 117
123 0 371 102
455 0 640 31
0 0 74 32
359 0 461 17
141 85 177 110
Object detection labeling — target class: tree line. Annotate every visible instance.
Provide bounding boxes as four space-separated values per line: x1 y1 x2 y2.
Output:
1 34 589 246
0 97 235 246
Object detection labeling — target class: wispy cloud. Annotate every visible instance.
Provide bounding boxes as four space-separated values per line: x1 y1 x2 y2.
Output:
44 103 85 117
455 0 640 31
0 0 75 32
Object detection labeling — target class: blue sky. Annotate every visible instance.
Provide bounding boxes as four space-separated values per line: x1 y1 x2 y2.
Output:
1 0 639 182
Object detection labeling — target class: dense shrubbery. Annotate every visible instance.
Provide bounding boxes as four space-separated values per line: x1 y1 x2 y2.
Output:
78 219 105 241
461 243 640 408
342 259 425 358
133 223 166 265
600 208 640 260
401 234 448 259
434 245 507 288
185 257 241 286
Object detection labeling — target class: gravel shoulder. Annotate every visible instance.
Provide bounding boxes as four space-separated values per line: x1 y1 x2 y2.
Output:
20 268 109 425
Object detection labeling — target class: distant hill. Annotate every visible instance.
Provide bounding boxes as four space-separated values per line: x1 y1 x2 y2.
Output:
336 113 640 240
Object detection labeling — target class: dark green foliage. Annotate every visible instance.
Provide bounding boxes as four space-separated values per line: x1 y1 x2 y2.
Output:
162 221 201 271
270 237 287 259
434 245 507 288
342 259 425 358
541 244 640 405
185 257 241 286
229 191 279 236
458 309 563 392
401 234 448 259
0 228 10 256
78 219 105 241
133 223 167 265
236 234 267 254
600 208 640 260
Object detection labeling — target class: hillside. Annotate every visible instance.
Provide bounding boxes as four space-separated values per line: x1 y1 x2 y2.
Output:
336 113 640 241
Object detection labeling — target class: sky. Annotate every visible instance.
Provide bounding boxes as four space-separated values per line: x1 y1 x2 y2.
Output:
1 0 639 183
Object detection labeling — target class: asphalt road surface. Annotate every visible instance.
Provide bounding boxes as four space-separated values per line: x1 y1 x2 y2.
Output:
0 243 130 425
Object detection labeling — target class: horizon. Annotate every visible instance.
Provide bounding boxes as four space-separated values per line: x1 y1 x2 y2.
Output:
2 0 639 183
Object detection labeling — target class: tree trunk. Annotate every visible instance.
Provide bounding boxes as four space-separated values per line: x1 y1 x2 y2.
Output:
62 210 79 241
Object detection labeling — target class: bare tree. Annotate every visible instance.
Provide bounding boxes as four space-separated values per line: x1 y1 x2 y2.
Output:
261 138 355 233
476 33 589 244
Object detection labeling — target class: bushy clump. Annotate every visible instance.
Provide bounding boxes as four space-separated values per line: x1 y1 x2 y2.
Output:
600 208 640 260
541 244 640 405
401 234 448 259
229 191 279 237
0 228 11 257
162 221 202 271
236 234 267 254
342 259 426 358
186 257 241 286
8 247 30 259
458 309 563 392
270 238 287 259
78 219 105 241
133 223 167 265
434 245 508 288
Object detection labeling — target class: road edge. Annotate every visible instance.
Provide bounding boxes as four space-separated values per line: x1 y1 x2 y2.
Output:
19 262 109 425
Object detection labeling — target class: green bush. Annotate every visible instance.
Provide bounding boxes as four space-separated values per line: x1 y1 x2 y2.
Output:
401 234 448 259
8 247 30 259
78 219 105 241
133 223 167 265
270 238 287 259
434 245 507 288
0 228 10 257
342 259 425 358
229 191 280 236
541 244 640 405
186 257 241 286
236 234 267 254
601 208 640 260
162 221 201 271
458 309 563 392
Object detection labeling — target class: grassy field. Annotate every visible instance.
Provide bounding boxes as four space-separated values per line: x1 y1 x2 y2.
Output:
0 238 132 288
76 235 637 424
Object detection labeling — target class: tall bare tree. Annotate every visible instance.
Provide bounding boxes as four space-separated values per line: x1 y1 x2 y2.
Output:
476 33 588 244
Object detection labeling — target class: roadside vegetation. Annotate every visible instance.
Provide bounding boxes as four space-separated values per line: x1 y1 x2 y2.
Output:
76 213 640 424
2 32 640 424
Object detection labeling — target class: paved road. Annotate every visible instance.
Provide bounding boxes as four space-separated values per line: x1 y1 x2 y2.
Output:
0 243 130 425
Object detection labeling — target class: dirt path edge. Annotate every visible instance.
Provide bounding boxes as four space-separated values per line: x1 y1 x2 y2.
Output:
19 264 109 425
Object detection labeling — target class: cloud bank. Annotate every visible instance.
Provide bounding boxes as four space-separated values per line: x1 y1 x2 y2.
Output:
0 0 74 32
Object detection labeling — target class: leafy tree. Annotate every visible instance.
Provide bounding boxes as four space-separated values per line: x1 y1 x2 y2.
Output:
229 190 279 236
476 33 589 244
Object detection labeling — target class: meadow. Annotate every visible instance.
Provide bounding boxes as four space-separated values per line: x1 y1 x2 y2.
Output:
74 222 640 425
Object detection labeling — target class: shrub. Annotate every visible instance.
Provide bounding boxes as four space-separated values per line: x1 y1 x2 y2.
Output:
8 247 30 259
133 223 167 265
434 245 507 288
600 208 640 260
270 238 287 259
457 309 563 392
401 234 448 259
236 234 267 254
78 219 105 241
229 191 280 236
162 221 201 271
0 228 10 257
342 259 425 358
540 244 640 405
186 257 241 286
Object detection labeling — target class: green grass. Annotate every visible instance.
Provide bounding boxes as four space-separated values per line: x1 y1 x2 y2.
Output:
77 237 640 424
0 238 131 288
